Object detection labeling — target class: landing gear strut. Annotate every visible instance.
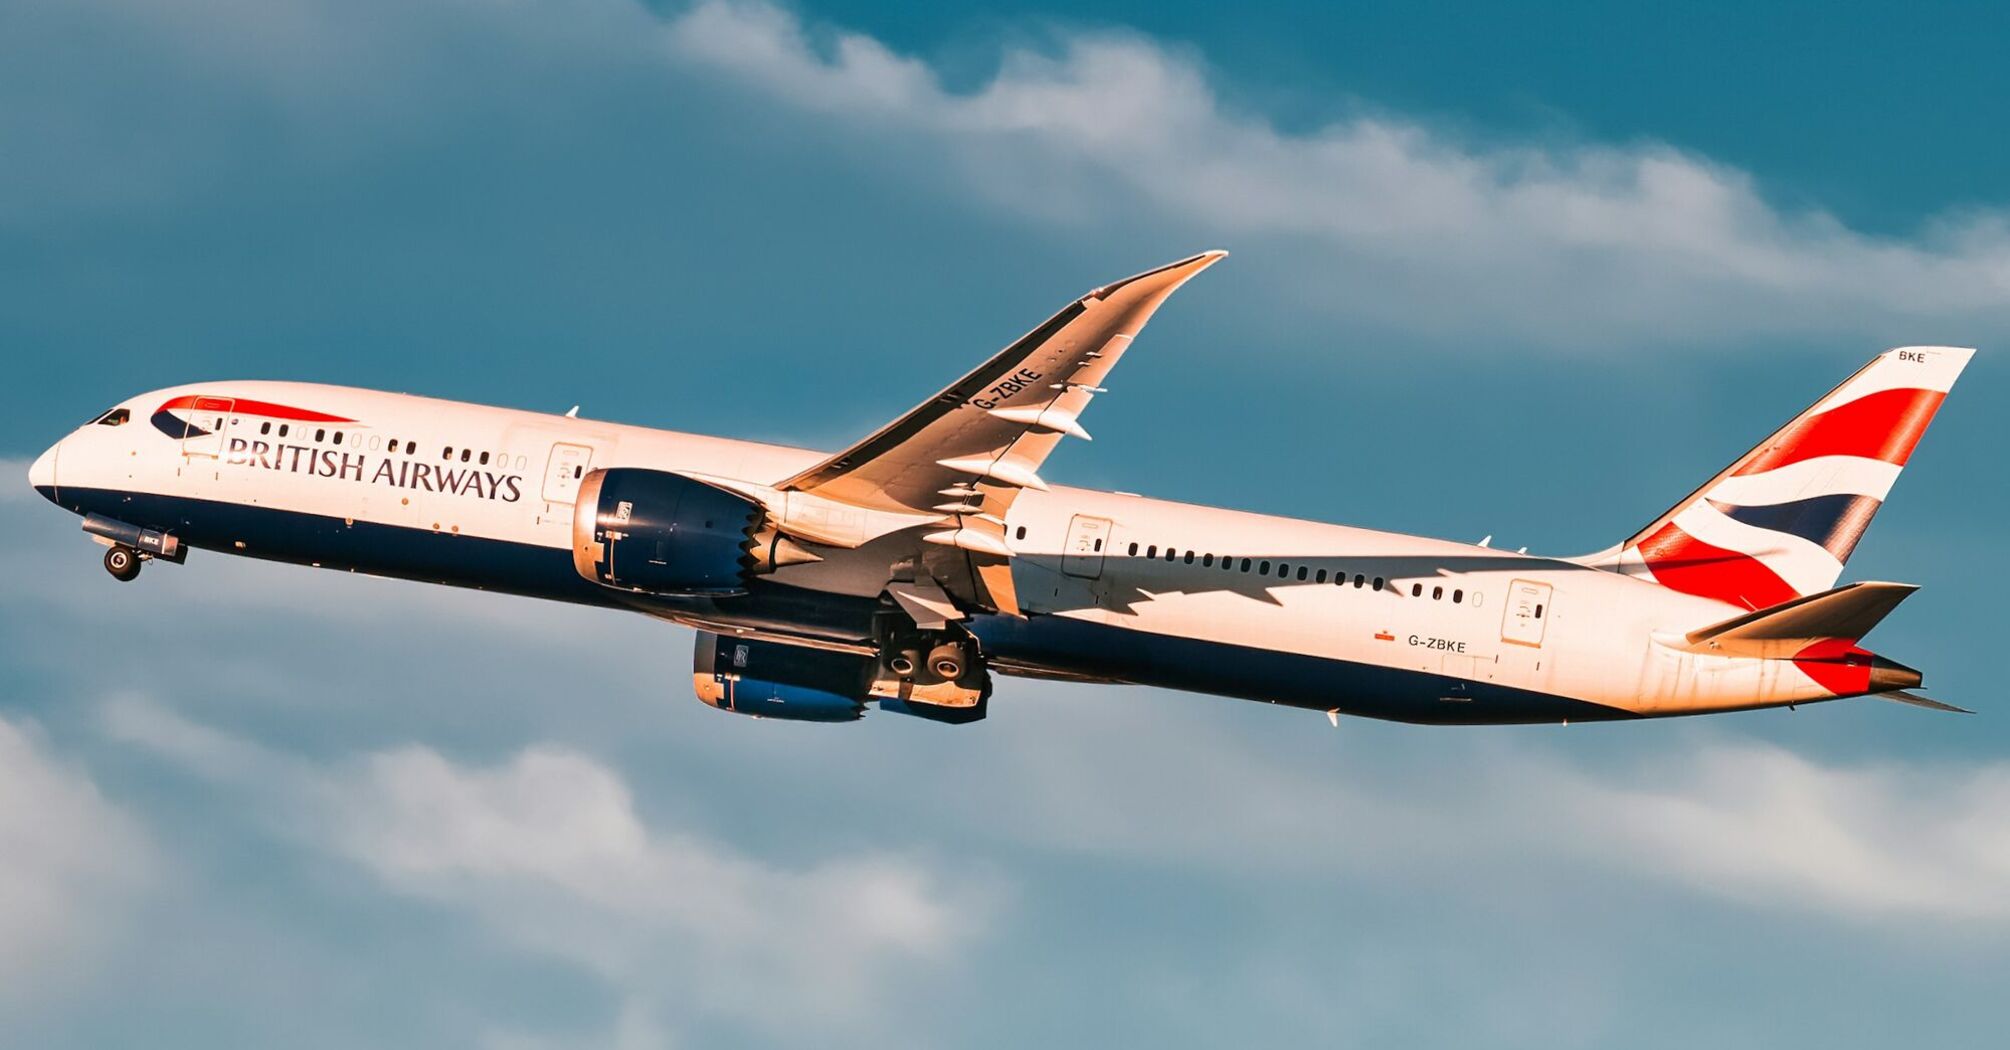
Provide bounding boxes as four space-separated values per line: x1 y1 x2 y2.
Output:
103 545 142 582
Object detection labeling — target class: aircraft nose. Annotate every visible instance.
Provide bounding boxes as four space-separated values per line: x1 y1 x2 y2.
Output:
28 441 58 501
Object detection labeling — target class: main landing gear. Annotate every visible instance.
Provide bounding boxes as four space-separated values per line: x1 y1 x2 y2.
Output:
871 612 988 711
103 545 143 582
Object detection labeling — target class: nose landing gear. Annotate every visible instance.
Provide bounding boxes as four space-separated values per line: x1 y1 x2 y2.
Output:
103 545 142 582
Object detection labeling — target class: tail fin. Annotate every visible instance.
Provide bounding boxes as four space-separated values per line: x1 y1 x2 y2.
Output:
1595 345 1973 608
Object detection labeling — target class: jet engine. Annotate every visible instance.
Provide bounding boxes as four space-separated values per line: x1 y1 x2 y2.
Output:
572 468 817 596
693 632 988 724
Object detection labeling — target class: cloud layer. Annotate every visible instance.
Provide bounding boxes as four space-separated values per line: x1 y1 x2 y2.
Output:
13 0 2010 352
99 693 989 1043
658 0 2010 345
0 716 149 1000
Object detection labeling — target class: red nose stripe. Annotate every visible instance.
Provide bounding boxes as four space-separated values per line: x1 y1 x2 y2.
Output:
1636 521 1799 610
1734 387 1945 476
157 395 356 424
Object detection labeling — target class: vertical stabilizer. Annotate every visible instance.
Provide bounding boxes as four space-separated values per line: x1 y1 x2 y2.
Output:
1592 346 1972 609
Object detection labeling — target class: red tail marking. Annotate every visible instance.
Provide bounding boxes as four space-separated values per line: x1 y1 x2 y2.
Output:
1734 387 1945 476
1791 638 1874 695
1635 521 1799 609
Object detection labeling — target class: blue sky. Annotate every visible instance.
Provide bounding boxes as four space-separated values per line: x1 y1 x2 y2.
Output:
4 1 2008 1046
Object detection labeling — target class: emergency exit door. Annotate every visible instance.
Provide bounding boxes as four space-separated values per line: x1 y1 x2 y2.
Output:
1060 515 1112 579
1501 579 1553 647
542 443 594 503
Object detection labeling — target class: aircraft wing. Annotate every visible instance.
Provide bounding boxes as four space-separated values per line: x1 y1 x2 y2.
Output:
781 252 1226 541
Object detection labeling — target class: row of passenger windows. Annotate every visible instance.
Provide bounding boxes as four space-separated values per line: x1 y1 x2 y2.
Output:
248 419 527 469
1124 541 1468 603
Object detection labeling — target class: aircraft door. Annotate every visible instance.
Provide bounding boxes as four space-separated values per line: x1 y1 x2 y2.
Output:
1501 579 1552 647
1060 515 1112 579
542 443 594 504
181 396 235 459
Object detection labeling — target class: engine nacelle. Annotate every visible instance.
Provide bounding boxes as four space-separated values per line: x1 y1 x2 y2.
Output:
691 632 990 724
573 468 762 596
693 632 870 722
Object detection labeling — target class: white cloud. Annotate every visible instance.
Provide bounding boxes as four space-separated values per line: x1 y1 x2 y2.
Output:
657 0 2010 345
963 702 2010 926
1571 743 2010 920
15 0 2010 346
102 698 993 1045
0 716 151 1000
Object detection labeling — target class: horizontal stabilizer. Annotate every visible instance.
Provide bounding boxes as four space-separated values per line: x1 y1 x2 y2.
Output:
1876 691 1974 715
1680 581 1917 658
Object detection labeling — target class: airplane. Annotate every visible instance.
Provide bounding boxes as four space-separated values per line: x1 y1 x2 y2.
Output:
25 252 1977 725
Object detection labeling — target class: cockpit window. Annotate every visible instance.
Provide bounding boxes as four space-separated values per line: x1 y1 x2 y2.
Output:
92 408 131 427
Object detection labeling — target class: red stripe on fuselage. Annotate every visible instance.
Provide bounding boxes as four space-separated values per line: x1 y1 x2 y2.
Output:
1734 387 1945 475
1635 521 1799 609
157 395 357 424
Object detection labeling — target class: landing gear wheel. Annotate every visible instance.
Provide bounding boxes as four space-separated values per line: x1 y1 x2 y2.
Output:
104 545 142 582
927 641 967 681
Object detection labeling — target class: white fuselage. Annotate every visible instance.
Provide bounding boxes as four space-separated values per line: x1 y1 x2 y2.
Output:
30 381 1855 724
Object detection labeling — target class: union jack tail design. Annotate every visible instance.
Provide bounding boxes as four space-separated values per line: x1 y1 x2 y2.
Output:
1599 346 1974 610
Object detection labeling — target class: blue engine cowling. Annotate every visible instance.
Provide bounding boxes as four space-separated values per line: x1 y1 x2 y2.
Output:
693 632 870 722
691 633 989 724
572 468 762 596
